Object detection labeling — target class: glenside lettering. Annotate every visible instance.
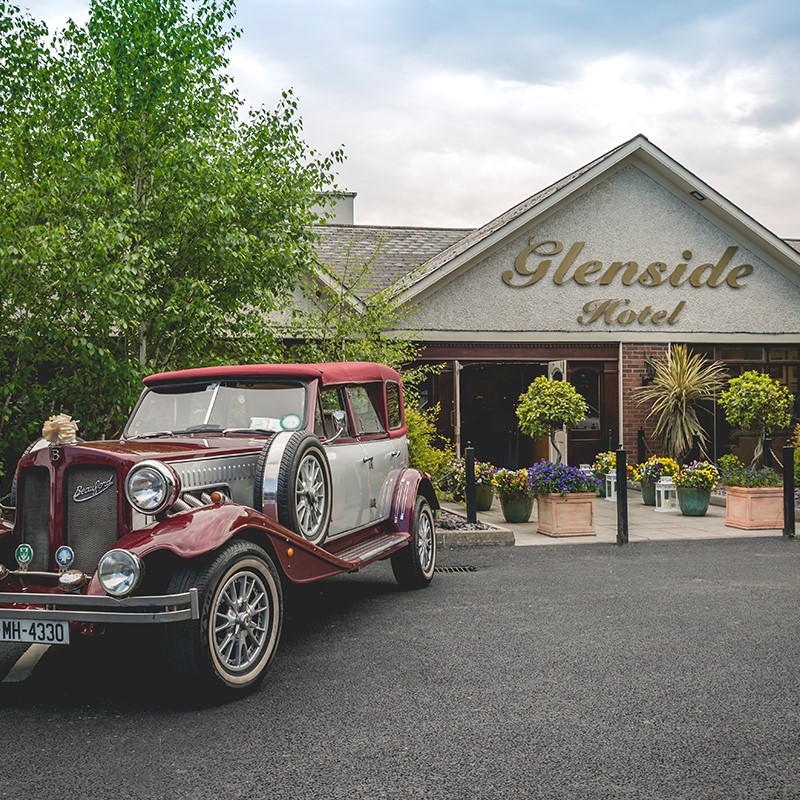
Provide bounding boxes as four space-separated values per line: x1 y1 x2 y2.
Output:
502 240 753 289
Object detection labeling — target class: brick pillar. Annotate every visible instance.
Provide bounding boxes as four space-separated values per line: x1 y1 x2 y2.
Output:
620 343 669 459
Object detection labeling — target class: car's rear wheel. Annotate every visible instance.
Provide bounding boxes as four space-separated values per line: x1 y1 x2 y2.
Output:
164 541 283 694
391 496 436 589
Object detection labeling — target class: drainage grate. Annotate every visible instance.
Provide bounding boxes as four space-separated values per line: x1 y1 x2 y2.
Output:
434 565 478 574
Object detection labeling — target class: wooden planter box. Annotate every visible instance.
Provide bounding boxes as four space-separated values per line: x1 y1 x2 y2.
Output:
537 492 596 537
724 486 784 530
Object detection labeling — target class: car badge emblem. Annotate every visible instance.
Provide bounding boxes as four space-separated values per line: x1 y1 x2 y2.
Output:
73 475 115 503
55 546 75 571
51 447 61 463
15 543 34 571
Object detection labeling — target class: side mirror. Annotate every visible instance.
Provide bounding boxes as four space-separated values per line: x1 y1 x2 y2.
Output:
328 410 348 443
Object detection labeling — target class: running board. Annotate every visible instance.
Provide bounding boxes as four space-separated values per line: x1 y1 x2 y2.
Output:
335 533 409 567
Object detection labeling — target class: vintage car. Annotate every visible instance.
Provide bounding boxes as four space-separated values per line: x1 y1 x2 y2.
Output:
0 362 438 694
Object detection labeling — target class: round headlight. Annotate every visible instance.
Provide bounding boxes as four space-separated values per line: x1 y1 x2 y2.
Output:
97 549 142 597
125 460 179 514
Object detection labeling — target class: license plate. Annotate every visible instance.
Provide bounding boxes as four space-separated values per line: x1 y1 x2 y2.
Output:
0 618 70 645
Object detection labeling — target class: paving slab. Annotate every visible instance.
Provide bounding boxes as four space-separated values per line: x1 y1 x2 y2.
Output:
440 490 787 546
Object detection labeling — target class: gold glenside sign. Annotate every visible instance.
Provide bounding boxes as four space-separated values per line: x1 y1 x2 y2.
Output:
502 240 752 326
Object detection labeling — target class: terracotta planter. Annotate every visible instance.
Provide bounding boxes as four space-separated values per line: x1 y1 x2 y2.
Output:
724 486 784 530
537 492 596 537
499 493 534 523
677 487 711 517
640 481 656 506
475 483 494 512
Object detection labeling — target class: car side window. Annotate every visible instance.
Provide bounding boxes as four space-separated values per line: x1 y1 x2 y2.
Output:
386 381 402 430
319 389 352 440
347 385 386 436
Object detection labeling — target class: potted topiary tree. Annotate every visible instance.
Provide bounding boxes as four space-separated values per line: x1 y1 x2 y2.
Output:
718 370 794 468
515 376 586 463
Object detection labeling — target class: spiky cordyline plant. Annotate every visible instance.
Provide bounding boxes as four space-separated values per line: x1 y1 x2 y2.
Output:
634 345 728 462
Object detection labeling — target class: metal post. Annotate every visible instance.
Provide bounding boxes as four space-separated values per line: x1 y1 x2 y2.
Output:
616 446 628 545
465 443 477 524
783 445 795 538
637 428 645 465
690 433 701 462
608 428 614 451
764 436 773 469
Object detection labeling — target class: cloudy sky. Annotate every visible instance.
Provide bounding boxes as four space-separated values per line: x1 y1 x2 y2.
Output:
31 0 800 236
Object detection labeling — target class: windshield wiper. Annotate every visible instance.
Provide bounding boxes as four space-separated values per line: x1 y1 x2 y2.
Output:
124 430 174 440
173 424 225 435
223 427 276 436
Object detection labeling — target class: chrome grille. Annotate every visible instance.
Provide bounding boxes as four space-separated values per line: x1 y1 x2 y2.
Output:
19 467 50 571
65 466 119 572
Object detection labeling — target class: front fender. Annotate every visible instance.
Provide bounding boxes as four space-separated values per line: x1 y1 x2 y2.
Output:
93 503 363 589
117 503 283 561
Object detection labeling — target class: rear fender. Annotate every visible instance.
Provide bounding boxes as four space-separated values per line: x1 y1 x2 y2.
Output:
390 469 439 534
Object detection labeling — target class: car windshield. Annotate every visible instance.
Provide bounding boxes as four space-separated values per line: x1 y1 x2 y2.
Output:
124 381 307 437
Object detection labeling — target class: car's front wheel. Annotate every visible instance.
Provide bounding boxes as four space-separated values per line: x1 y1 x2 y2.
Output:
165 540 283 694
391 496 436 589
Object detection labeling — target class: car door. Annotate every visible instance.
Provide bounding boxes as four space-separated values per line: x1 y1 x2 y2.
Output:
317 387 371 538
346 383 404 523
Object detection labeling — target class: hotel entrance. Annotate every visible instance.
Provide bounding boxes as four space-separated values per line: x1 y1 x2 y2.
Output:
447 355 619 469
459 362 545 469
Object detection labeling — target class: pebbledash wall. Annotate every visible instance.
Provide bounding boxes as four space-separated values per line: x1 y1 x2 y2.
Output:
314 135 800 468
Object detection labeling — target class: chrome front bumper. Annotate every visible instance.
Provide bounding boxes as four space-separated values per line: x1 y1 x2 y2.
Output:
0 588 199 624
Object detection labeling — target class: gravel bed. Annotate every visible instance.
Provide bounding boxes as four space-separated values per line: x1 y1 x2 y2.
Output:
435 509 494 531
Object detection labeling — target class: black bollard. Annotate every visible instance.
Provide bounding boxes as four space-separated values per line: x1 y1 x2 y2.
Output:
465 443 477 524
616 446 628 545
783 445 795 538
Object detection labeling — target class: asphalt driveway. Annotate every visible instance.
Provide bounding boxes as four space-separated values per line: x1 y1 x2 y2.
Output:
1 537 799 799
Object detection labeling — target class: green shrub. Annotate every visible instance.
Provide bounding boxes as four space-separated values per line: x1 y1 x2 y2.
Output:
405 404 454 486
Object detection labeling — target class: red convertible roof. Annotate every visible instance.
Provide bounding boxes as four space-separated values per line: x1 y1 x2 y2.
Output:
143 361 403 388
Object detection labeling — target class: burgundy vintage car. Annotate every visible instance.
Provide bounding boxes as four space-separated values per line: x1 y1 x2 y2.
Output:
0 362 438 694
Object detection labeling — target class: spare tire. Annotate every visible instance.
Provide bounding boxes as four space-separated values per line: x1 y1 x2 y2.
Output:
254 431 332 546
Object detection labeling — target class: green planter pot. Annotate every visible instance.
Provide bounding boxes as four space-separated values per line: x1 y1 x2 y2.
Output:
499 493 534 523
475 483 494 512
597 478 607 498
677 486 711 516
640 480 656 506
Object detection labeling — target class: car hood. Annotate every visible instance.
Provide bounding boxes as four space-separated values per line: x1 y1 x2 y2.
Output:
72 436 265 465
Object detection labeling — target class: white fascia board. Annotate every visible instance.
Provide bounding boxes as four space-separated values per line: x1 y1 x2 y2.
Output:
385 329 800 344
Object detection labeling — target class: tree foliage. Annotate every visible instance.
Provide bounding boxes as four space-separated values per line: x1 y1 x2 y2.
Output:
0 0 343 480
633 344 728 462
719 370 794 466
515 376 586 463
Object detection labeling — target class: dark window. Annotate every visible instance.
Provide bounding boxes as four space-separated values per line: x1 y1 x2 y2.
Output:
386 381 402 429
346 385 385 435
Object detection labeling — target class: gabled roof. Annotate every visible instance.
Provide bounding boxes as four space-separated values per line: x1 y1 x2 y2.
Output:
381 134 800 305
311 135 800 307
